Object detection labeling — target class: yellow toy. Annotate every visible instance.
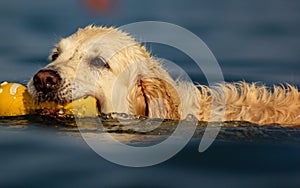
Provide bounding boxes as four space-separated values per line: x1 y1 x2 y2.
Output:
0 82 98 117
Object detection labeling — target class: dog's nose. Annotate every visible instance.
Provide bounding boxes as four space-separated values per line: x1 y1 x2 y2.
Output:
33 70 61 93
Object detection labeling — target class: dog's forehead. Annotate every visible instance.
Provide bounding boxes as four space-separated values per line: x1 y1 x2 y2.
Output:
57 38 74 50
57 26 136 52
56 26 140 62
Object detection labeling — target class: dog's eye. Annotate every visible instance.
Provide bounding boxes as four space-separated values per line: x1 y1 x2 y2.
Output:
50 48 61 61
51 52 59 61
89 57 110 69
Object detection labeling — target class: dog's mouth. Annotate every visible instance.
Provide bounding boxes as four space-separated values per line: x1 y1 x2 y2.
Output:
28 69 72 104
28 68 102 114
33 90 71 104
29 85 72 105
28 79 93 106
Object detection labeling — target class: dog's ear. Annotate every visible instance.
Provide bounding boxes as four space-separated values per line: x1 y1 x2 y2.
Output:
128 77 181 119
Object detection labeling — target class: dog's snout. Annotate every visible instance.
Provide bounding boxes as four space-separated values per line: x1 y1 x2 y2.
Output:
33 70 61 93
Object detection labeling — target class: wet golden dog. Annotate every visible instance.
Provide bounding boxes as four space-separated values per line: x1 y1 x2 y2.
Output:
27 25 300 126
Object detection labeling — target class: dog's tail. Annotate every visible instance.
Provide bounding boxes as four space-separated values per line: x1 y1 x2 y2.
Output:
196 82 300 126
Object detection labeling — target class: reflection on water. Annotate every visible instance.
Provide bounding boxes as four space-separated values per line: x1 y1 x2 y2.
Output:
1 115 300 187
1 114 300 145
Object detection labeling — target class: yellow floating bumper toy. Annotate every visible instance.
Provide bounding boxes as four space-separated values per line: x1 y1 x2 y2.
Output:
0 82 98 117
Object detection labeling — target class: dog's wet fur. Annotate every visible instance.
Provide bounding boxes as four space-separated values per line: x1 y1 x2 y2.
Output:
27 25 300 126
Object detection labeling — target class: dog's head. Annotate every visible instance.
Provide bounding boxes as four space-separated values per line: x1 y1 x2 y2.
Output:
27 25 182 118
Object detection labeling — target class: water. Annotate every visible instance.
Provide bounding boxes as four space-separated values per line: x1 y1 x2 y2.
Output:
1 0 300 187
1 116 300 187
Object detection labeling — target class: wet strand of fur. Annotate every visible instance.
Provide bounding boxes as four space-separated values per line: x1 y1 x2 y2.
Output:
196 82 300 126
